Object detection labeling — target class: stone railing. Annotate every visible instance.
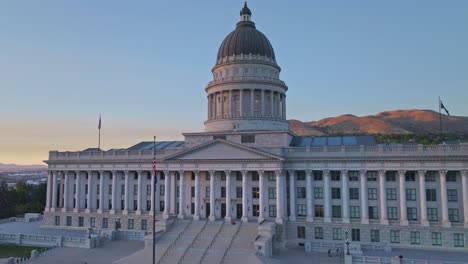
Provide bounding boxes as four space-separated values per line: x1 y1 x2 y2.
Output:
0 232 92 249
207 76 286 87
350 255 467 264
48 148 182 161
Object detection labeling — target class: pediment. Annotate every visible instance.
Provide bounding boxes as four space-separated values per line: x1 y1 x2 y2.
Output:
163 140 283 161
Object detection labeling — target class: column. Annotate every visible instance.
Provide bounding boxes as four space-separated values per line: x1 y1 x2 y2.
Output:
51 171 58 212
220 91 224 117
136 171 143 214
209 171 216 221
229 90 233 118
306 170 314 222
178 171 186 219
342 170 350 223
419 170 429 226
282 94 286 119
461 171 468 228
258 171 265 222
289 170 296 221
163 171 171 219
74 171 81 213
261 90 265 117
98 171 105 213
62 172 69 212
45 172 52 212
282 173 287 218
360 170 369 224
241 170 248 222
170 171 176 215
150 171 156 215
379 170 388 225
275 171 284 224
398 170 408 226
439 170 451 227
123 171 130 214
225 170 232 221
239 89 243 117
85 171 92 213
323 170 331 222
59 172 64 208
110 171 117 214
270 91 274 117
250 89 254 116
194 171 201 220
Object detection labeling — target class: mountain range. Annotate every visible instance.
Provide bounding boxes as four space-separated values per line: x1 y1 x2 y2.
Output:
288 109 468 136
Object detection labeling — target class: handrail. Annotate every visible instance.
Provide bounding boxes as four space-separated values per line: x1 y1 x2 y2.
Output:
178 220 208 264
198 221 225 264
220 221 242 264
157 220 193 264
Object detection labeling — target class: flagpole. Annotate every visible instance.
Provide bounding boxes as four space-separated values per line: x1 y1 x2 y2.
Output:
152 136 156 264
98 114 101 150
439 96 443 141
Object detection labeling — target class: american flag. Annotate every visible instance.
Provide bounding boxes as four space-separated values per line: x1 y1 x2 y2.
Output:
98 115 101 129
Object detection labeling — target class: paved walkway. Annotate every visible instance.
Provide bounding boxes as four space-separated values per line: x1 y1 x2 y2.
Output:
25 240 144 264
363 248 468 263
0 221 86 238
273 246 343 264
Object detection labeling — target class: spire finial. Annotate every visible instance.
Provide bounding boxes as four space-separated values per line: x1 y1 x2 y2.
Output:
240 1 252 21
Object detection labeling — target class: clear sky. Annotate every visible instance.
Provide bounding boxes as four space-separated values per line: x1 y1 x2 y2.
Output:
1 0 467 165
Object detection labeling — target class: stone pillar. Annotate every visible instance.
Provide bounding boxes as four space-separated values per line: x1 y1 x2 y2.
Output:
98 171 105 213
59 172 64 208
439 170 451 227
225 170 232 221
360 170 369 224
150 171 156 214
258 171 265 222
242 170 249 222
461 171 468 228
74 171 81 213
229 90 233 118
250 89 254 117
170 171 176 215
261 89 265 117
270 91 274 117
239 89 243 117
419 170 429 226
342 170 350 223
398 170 408 226
136 171 143 215
62 172 69 212
209 171 216 221
194 171 201 220
123 171 130 214
207 95 210 119
288 170 296 221
163 171 170 219
220 91 224 117
323 170 331 223
51 171 58 212
86 171 92 213
379 170 388 225
275 171 284 224
283 94 286 119
306 170 314 222
45 172 53 212
110 171 117 214
178 171 186 219
282 173 287 218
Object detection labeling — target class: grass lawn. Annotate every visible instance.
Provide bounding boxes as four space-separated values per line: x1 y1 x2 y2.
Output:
0 244 48 258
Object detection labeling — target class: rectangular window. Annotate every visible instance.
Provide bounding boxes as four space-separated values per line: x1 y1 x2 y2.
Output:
348 171 359 181
206 187 210 198
314 205 324 217
221 187 226 198
313 171 323 181
128 219 134 230
386 188 397 200
221 173 226 181
332 205 342 218
351 229 360 241
252 187 259 199
236 172 242 181
268 187 276 199
146 185 151 195
314 227 323 239
66 216 72 226
426 189 437 201
54 216 60 226
269 205 276 217
297 204 306 216
241 134 255 143
370 230 380 242
90 217 96 228
297 187 306 199
369 206 379 219
367 171 377 181
426 171 436 181
331 171 341 181
297 226 306 239
432 232 442 246
141 219 147 231
102 218 108 229
368 188 378 200
407 207 418 221
332 228 342 240
390 230 400 243
78 217 84 227
236 187 242 198
386 171 396 182
191 187 195 198
121 185 125 195
97 184 100 195
405 171 416 182
446 171 457 182
206 173 210 181
410 231 420 245
387 207 398 220
454 233 464 247
331 188 341 199
349 188 359 200
406 189 417 201
252 172 259 181
109 185 112 195
85 184 88 194
160 185 165 195
428 208 438 221
296 171 305 181
449 208 459 222
350 206 360 219
447 189 458 202
160 173 165 180
314 187 323 199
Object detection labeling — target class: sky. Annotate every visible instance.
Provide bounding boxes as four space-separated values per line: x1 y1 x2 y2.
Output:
0 0 467 165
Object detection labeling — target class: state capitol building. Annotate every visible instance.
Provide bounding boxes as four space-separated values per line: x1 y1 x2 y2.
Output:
44 3 468 254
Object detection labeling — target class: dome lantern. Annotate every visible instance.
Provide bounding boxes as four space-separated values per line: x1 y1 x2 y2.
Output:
240 2 252 21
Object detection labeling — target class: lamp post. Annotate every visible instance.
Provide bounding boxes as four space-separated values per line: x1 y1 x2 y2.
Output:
344 229 350 255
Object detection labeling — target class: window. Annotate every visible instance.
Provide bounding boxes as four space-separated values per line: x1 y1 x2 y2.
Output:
390 230 400 243
432 232 442 246
331 171 340 181
160 185 165 195
241 134 255 143
297 226 306 239
236 172 242 181
54 216 60 226
206 187 210 198
236 187 242 198
78 217 84 227
351 229 360 241
97 184 100 195
128 219 134 230
109 185 112 195
297 187 306 199
314 227 323 239
90 217 96 228
367 171 377 181
191 172 195 181
332 205 342 218
314 187 323 199
446 171 457 182
369 206 379 219
426 171 436 182
268 172 275 181
221 187 226 198
405 171 416 181
386 171 396 182
314 205 324 217
160 201 164 212
102 218 108 229
268 187 276 199
428 208 438 221
349 188 359 200
141 219 147 230
213 135 226 140
449 208 459 222
66 216 72 226
296 171 305 181
406 189 417 201
297 204 306 216
368 188 378 200
332 188 341 199
447 189 458 202
269 205 276 217
426 189 437 201
121 200 125 210
370 230 380 242
252 172 259 181
147 200 151 211
407 207 418 221
206 174 210 181
410 231 420 245
387 207 398 220
146 185 151 195
252 187 259 199
386 188 397 200
85 184 88 194
121 185 125 195
332 228 342 240
313 171 323 181
454 233 464 247
350 206 360 219
133 200 138 210
348 171 359 181
191 187 195 198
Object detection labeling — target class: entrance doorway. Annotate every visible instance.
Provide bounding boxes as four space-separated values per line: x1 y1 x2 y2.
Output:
205 203 210 218
236 204 242 219
221 203 226 218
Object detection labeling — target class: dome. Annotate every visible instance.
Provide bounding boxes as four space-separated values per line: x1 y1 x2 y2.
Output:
216 4 275 62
